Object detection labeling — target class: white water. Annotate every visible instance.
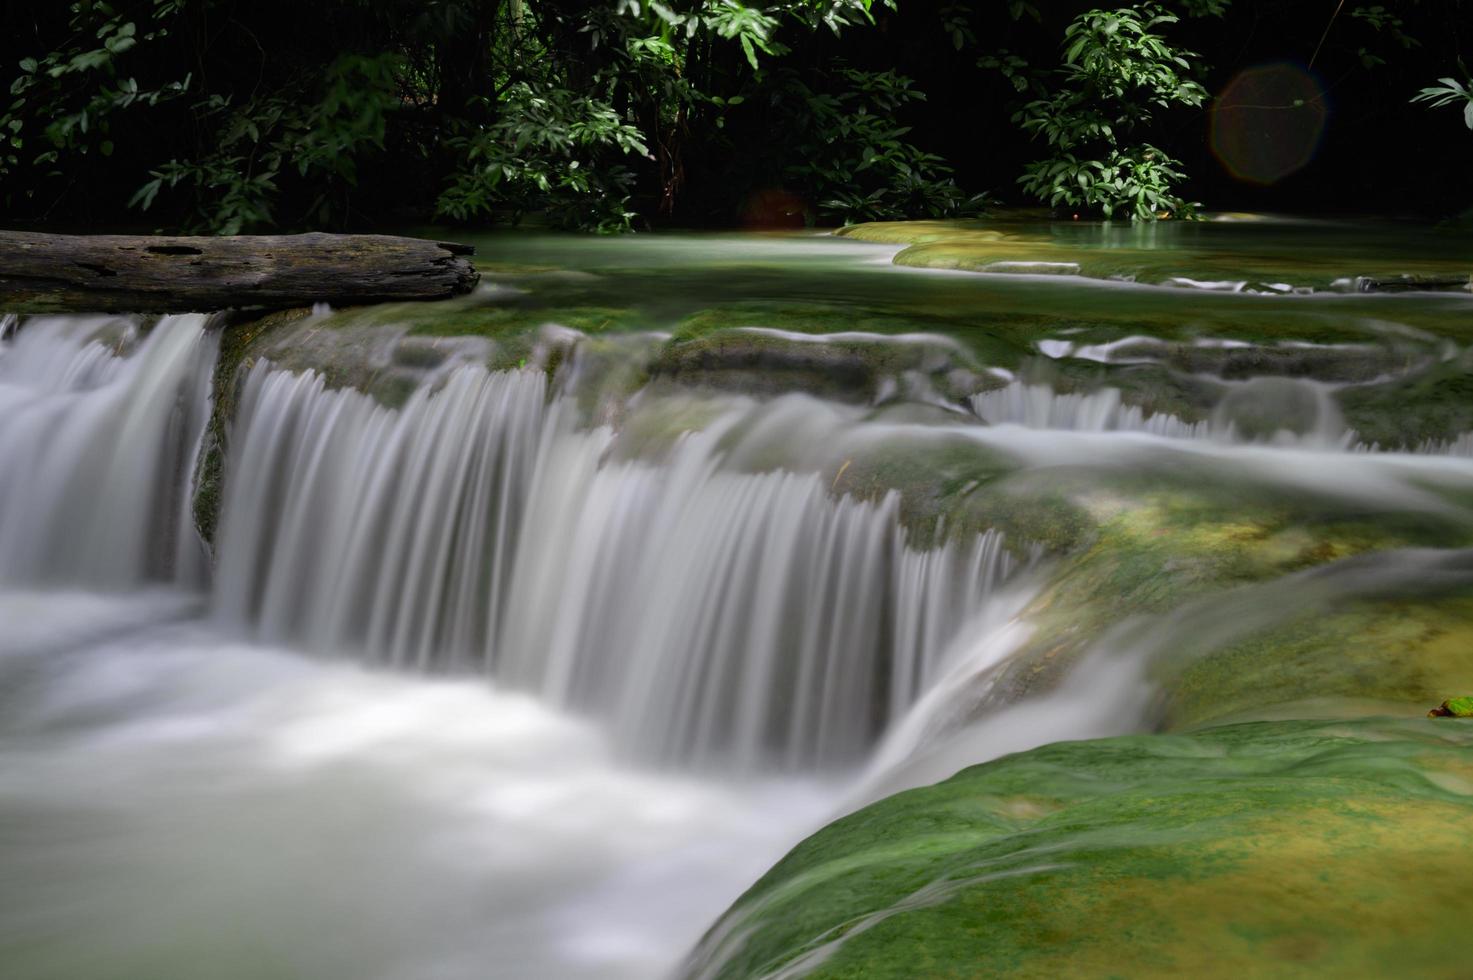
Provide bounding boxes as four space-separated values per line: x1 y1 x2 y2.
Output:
0 315 216 588
0 316 1037 978
216 359 1020 770
971 376 1399 452
10 312 1470 980
972 381 1212 439
0 591 838 980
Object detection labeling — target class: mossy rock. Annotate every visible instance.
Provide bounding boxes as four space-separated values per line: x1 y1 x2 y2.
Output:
834 220 1012 247
979 483 1473 712
665 301 1037 374
1340 352 1473 450
687 717 1473 979
841 217 1473 299
192 307 314 547
1165 595 1473 730
651 327 982 405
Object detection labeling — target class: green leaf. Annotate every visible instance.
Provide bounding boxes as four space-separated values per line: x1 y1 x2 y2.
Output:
1431 696 1473 718
128 176 162 211
739 34 758 71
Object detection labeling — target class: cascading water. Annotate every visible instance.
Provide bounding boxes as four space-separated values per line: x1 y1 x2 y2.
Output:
215 358 1021 770
213 361 548 664
6 225 1471 980
0 314 217 589
972 376 1406 452
971 381 1212 438
0 310 1038 978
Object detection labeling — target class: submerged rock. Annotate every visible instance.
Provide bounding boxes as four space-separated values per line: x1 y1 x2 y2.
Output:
1355 274 1472 294
650 326 982 406
839 217 1473 298
686 718 1473 980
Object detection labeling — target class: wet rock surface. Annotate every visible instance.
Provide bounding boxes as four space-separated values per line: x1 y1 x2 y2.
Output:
685 718 1473 980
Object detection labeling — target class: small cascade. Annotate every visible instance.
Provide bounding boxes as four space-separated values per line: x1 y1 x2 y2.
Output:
214 360 1022 770
1355 431 1473 457
1208 376 1352 448
1417 433 1473 457
213 361 549 658
0 315 217 589
497 424 1016 769
971 382 1211 438
972 377 1356 449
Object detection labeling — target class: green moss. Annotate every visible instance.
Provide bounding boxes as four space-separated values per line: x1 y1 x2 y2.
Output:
1166 597 1473 729
651 325 980 404
192 308 312 547
983 482 1473 707
840 217 1473 300
664 301 1036 373
689 718 1473 980
1340 354 1473 449
829 436 1089 552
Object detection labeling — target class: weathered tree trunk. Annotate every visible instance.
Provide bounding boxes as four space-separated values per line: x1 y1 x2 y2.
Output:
0 231 480 313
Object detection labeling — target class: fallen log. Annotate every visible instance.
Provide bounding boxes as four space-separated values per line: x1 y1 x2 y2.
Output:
0 231 480 313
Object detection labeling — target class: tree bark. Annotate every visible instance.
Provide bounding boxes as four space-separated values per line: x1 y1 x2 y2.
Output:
0 231 480 313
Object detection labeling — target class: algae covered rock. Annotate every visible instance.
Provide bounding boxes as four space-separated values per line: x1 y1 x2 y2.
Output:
839 216 1473 298
686 718 1473 980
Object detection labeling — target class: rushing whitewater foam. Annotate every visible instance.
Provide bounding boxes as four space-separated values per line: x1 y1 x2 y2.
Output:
0 315 217 588
0 595 837 980
215 361 1021 770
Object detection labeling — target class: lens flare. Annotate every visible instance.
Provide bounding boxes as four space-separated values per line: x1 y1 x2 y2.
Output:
1210 63 1328 185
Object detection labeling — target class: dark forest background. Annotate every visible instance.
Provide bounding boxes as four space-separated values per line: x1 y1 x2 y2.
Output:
1 1 1469 233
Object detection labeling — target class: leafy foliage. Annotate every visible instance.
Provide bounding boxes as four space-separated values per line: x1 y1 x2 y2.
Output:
1013 3 1209 220
2 0 954 233
131 54 404 234
1414 73 1473 131
1 0 1468 231
1020 144 1193 221
1 2 191 198
769 66 989 224
437 82 648 232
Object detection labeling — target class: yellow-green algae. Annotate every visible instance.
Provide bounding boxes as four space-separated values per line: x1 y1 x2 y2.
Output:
981 484 1473 712
686 718 1473 980
1166 596 1473 730
837 217 1473 297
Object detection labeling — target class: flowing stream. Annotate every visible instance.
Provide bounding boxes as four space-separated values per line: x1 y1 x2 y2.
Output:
0 310 1033 978
3 224 1472 979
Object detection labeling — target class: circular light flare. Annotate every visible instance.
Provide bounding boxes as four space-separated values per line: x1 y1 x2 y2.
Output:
1210 63 1329 186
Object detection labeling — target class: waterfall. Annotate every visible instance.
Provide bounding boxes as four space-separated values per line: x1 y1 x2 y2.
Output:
213 361 548 660
971 382 1211 438
972 377 1353 448
0 315 217 589
214 360 1022 770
